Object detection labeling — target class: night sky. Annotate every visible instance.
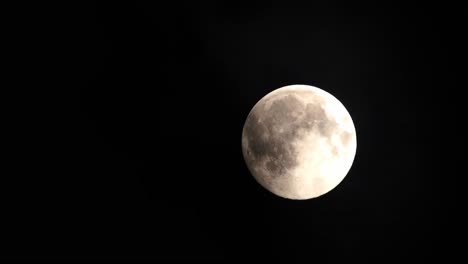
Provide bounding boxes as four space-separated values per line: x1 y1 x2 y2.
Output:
4 1 456 261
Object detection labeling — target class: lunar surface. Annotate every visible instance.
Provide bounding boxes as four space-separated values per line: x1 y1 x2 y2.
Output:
242 85 357 200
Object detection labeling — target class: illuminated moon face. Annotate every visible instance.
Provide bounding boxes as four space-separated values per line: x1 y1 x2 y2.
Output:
242 85 357 200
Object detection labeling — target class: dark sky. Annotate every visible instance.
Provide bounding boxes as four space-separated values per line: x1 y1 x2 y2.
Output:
5 1 457 262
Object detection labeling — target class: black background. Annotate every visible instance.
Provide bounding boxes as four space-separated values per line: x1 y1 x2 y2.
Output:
4 1 458 262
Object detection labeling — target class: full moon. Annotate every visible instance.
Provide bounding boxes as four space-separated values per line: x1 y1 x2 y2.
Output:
242 85 357 200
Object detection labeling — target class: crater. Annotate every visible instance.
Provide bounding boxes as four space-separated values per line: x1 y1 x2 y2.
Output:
340 131 353 146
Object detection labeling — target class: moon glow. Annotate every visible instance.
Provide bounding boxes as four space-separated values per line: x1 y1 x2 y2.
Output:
242 85 357 200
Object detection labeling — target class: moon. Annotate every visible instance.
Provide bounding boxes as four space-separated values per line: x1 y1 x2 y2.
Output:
242 85 357 200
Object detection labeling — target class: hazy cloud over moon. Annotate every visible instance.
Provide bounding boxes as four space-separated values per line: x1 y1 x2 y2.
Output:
242 85 357 200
